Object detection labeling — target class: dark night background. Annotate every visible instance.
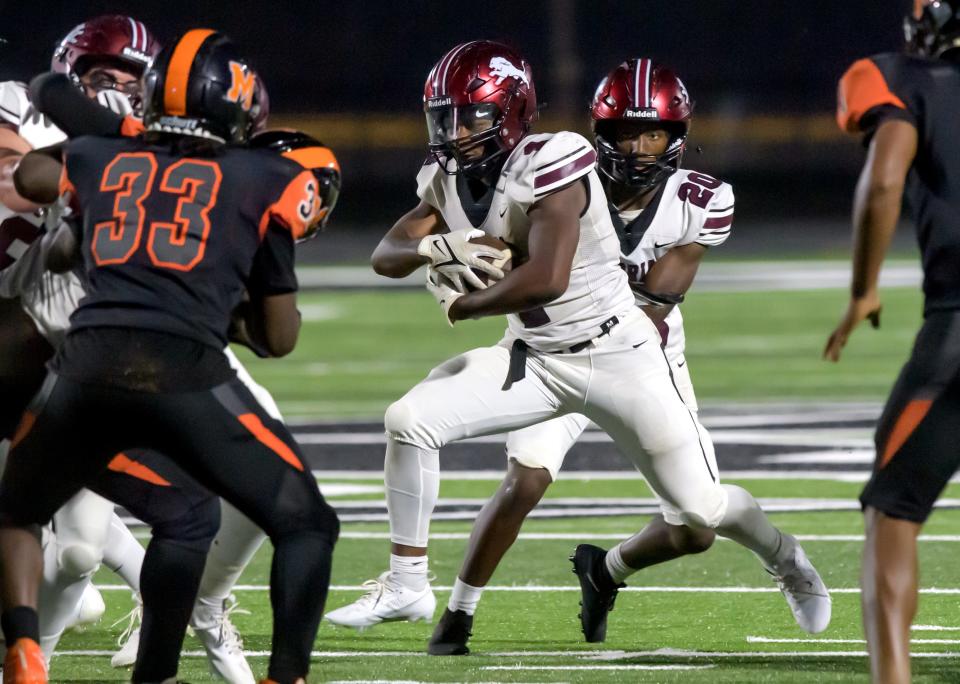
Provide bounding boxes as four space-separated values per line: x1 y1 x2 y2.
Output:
0 2 917 260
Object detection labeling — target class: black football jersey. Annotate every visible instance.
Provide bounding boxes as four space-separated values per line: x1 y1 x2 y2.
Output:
60 135 321 348
838 53 960 314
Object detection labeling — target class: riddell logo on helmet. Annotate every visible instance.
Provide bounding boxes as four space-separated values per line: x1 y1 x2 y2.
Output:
625 108 659 119
121 46 151 64
427 96 452 109
489 57 528 86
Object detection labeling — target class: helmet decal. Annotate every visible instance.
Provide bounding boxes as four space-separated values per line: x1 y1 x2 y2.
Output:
633 57 652 108
227 61 256 111
488 57 528 86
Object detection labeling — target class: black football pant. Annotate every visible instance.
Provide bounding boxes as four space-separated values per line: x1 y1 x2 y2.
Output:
90 450 220 682
0 372 339 684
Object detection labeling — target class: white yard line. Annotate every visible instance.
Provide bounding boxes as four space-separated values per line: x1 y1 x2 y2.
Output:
748 636 960 645
483 664 715 671
335 532 960 542
914 625 960 631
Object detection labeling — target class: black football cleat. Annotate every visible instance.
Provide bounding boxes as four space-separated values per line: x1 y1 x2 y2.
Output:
427 608 473 655
570 543 624 643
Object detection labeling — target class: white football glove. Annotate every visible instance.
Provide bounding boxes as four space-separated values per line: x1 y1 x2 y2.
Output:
417 228 506 292
95 89 134 117
426 267 463 327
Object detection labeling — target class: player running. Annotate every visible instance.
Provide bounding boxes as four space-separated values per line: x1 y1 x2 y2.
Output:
825 1 960 681
0 29 339 684
324 41 831 653
417 57 831 655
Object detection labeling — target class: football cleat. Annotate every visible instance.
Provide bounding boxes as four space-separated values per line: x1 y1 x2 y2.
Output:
190 595 255 684
765 533 832 634
66 583 106 630
3 637 48 684
109 592 141 668
427 608 473 656
570 544 624 643
324 571 436 629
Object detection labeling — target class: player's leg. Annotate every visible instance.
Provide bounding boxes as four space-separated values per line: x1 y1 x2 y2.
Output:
153 378 339 684
89 451 220 684
326 344 563 629
100 511 146 668
579 311 829 635
0 374 125 680
36 490 113 658
858 312 960 683
428 414 587 655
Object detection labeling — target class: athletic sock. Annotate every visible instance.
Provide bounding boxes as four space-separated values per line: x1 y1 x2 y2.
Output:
604 543 634 585
447 577 483 615
390 553 429 591
2 606 40 643
715 484 784 566
102 513 145 592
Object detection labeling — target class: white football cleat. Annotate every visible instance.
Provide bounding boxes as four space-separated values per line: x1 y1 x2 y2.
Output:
110 592 141 668
766 534 832 634
325 571 436 629
191 595 255 684
67 583 106 630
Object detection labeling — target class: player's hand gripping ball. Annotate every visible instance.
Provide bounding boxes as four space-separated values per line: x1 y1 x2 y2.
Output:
418 228 512 292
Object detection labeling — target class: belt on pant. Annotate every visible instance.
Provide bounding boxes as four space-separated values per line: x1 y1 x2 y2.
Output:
501 315 620 391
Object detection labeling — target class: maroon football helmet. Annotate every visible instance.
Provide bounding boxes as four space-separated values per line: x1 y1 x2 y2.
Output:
51 15 160 83
423 40 537 176
591 58 692 190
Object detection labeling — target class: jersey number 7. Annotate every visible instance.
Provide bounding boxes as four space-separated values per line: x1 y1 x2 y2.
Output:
92 152 222 271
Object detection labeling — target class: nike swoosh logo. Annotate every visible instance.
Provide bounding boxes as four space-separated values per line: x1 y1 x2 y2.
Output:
677 359 686 367
654 241 676 249
499 208 507 218
632 341 647 349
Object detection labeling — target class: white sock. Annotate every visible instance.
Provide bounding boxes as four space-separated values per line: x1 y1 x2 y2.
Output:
101 514 145 591
385 438 440 548
390 553 429 591
447 577 484 615
197 502 266 602
715 484 784 567
604 543 635 584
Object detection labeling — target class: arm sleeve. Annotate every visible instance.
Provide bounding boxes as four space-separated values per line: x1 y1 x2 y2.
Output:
836 57 915 138
695 182 734 248
264 168 321 241
247 223 298 296
28 72 125 137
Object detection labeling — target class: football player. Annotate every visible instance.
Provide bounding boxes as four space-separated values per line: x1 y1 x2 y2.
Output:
0 29 339 684
324 41 830 656
0 13 160 662
419 58 833 655
825 1 960 681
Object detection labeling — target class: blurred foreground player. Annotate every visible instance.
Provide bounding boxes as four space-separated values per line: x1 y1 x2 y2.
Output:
0 29 339 684
826 1 960 681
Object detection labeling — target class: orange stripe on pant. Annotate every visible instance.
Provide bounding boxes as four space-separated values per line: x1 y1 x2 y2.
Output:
10 410 36 450
108 453 172 487
879 398 933 469
237 413 304 471
164 29 215 116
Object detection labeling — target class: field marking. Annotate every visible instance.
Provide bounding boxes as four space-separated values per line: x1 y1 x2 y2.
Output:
483 664 715 671
89 584 960 595
310 469 886 482
335 531 960 543
914 625 960 631
748 636 960 645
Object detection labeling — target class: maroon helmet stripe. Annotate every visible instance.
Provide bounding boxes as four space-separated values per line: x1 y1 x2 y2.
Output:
703 214 734 228
634 58 652 108
437 42 470 96
534 148 597 189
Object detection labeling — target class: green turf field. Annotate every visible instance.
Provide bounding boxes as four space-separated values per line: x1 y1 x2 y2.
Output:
54 475 960 682
48 279 945 681
231 284 923 419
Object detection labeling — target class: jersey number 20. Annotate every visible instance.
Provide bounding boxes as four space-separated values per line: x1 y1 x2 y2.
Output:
93 152 222 271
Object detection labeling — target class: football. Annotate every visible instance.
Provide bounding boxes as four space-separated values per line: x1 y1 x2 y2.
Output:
467 233 513 290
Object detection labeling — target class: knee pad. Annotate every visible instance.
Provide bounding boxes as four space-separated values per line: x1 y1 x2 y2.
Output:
58 542 102 579
384 398 416 441
678 486 729 530
314 501 340 547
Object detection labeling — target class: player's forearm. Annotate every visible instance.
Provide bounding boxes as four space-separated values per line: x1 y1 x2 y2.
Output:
12 149 62 205
370 235 430 278
849 178 903 298
450 264 566 321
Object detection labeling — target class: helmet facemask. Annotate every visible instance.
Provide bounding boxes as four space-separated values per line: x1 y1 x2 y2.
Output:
905 0 960 58
426 101 508 178
594 120 687 191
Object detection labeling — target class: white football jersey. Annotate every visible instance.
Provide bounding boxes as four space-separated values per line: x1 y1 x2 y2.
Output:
0 80 82 346
417 131 634 351
616 168 734 362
